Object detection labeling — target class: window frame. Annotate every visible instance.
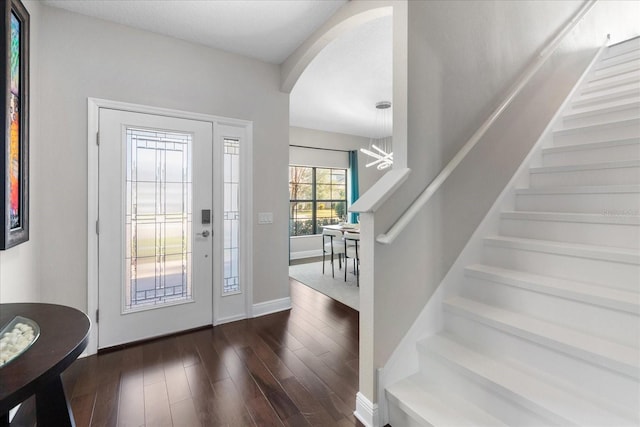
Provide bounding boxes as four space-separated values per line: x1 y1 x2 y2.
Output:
289 166 347 237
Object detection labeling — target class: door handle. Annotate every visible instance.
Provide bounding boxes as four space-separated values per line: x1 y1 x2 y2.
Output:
197 230 210 237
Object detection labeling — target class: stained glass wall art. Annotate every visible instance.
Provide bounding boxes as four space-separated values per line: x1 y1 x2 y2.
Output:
1 0 29 249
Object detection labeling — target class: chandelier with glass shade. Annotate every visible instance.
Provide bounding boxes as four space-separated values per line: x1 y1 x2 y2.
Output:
360 101 393 170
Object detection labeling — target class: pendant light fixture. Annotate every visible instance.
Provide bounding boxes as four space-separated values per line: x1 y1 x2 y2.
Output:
360 101 393 170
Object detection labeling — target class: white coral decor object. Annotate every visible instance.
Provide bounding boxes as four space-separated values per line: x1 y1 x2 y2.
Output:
0 322 35 366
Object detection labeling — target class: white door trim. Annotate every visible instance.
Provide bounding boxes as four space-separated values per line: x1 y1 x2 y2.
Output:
87 98 253 355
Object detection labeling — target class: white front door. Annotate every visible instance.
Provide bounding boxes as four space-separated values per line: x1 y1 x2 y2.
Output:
98 109 214 349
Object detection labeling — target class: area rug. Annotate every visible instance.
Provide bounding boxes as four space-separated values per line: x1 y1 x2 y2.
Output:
289 261 360 311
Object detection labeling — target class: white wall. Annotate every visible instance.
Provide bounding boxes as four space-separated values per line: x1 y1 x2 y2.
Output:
0 0 41 304
365 0 640 404
289 126 384 259
33 5 289 311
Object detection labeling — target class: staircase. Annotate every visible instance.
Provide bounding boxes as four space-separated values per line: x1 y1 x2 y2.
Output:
386 38 640 426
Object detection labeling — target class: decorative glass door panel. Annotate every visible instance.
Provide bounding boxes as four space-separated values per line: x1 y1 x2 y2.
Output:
214 125 247 323
125 128 193 311
223 138 240 295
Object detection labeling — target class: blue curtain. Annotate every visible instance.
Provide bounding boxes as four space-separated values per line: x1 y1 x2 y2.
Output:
349 150 360 223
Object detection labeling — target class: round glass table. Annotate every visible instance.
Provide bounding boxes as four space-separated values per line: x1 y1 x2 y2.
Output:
0 303 90 427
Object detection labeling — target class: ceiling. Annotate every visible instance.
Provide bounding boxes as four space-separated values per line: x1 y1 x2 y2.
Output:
290 15 392 138
42 0 392 138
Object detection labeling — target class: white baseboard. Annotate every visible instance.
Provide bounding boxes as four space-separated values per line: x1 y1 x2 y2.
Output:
289 249 322 260
354 392 380 427
252 297 292 318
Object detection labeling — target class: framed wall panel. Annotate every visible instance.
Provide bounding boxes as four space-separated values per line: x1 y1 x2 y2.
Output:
0 0 29 249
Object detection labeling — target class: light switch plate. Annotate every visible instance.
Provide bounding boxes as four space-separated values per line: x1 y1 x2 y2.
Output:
258 212 273 224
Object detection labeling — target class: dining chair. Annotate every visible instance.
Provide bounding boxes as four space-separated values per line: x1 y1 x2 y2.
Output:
322 228 345 278
343 231 360 286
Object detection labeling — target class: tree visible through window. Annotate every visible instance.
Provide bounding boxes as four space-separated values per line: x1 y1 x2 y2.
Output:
289 166 347 236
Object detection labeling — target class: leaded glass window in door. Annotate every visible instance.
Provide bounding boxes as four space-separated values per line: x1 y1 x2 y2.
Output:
223 138 240 295
125 128 193 311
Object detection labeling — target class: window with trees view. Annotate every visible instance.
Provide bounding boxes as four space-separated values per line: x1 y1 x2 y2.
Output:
289 166 347 236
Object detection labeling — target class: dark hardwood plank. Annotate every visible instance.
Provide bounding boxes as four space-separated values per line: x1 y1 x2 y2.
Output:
289 304 357 355
258 322 305 353
318 350 358 385
280 376 337 426
184 362 215 399
12 280 362 427
142 341 165 386
95 350 123 387
245 394 284 427
243 330 295 382
284 413 312 426
293 347 357 407
212 377 256 425
170 398 201 427
164 363 192 405
236 346 301 421
190 395 222 427
281 316 331 357
143 381 172 426
175 333 202 368
69 392 95 427
71 356 99 398
90 380 119 427
117 370 144 427
191 329 230 384
209 329 263 401
276 346 353 421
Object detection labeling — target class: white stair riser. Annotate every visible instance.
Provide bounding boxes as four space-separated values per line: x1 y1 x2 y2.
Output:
460 276 640 347
561 104 640 128
542 142 640 166
573 87 640 109
387 403 425 427
443 313 640 414
582 73 640 96
483 245 640 291
604 40 640 60
530 165 640 187
552 120 640 146
417 351 557 426
592 60 640 79
596 50 640 70
515 191 640 214
499 217 640 249
387 377 512 427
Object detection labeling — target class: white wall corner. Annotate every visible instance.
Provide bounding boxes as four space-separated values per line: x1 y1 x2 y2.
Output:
252 297 292 318
354 392 380 427
377 367 389 426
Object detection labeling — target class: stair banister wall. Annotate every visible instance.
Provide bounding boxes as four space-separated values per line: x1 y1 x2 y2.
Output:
376 0 597 246
349 0 640 425
377 34 613 425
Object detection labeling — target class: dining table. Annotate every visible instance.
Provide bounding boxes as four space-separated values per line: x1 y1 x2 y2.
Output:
323 223 360 234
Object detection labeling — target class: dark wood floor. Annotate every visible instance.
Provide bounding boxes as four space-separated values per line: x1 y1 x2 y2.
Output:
13 279 362 427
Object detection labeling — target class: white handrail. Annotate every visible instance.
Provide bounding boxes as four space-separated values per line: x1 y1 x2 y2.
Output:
376 0 598 245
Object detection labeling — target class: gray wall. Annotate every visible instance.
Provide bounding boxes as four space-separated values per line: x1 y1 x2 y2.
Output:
0 0 42 304
370 0 640 383
3 4 290 311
